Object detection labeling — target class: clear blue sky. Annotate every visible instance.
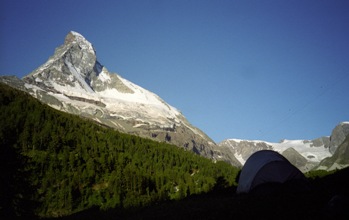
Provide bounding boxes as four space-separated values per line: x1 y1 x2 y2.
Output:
1 0 348 143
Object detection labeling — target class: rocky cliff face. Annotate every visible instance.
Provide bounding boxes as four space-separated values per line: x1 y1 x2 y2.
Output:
318 135 349 170
317 122 349 170
0 31 241 167
329 122 349 154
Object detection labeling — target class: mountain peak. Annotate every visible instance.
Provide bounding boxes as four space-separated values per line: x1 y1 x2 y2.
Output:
70 30 84 37
23 30 98 94
65 31 85 41
64 31 95 53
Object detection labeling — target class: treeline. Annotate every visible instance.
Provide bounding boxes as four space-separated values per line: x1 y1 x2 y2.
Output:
0 83 239 218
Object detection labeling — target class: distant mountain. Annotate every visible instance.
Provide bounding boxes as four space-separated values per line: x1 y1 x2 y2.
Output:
218 122 349 172
0 31 240 167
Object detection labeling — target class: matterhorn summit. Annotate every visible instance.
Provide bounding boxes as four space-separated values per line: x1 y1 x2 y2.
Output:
26 31 99 94
0 31 241 166
24 31 181 127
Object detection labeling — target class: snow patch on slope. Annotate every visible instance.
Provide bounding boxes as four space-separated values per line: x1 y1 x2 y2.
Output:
98 69 111 82
97 75 180 120
234 152 245 165
267 139 331 163
65 61 94 93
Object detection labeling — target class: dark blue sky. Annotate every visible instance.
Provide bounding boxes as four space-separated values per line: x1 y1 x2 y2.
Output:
1 0 348 142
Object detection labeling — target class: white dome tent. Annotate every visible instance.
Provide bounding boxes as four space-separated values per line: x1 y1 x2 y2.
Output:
237 150 309 194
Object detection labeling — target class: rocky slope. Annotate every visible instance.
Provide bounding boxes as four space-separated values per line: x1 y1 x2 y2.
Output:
0 31 240 166
218 122 349 172
317 123 349 170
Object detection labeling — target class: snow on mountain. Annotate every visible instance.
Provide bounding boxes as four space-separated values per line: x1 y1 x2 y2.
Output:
270 139 331 163
220 122 349 172
219 137 332 172
97 76 180 121
43 67 181 128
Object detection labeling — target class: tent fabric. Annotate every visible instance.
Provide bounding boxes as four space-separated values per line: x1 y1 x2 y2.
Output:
237 150 307 194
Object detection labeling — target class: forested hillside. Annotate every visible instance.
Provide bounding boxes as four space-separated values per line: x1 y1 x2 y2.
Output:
0 83 239 218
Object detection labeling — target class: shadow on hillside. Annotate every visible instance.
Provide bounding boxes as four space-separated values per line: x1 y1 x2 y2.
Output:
36 167 349 220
